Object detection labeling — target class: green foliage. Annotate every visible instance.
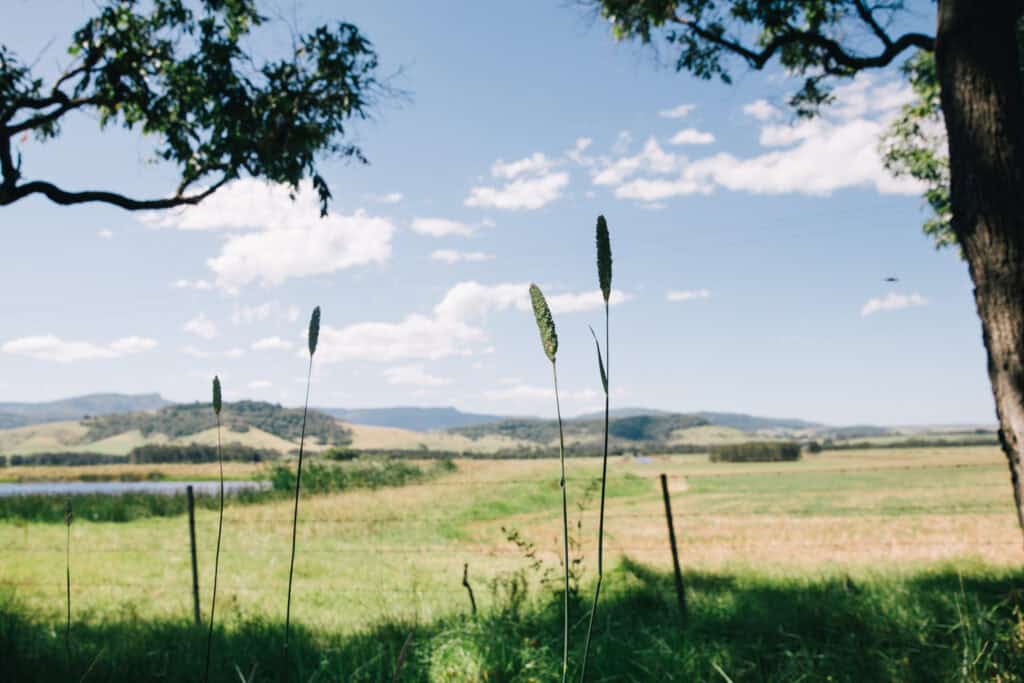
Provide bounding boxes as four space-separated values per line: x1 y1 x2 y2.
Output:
589 326 608 393
0 1 381 213
3 565 1024 681
4 452 126 467
127 443 278 464
529 284 558 363
269 459 430 494
880 50 954 249
709 441 801 462
451 413 708 448
81 400 351 445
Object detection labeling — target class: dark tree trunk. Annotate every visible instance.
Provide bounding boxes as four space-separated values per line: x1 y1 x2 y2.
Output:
936 0 1024 542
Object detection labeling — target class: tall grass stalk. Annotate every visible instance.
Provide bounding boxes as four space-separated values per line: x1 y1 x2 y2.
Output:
529 283 569 683
203 376 224 683
63 497 72 664
580 215 612 682
284 305 320 675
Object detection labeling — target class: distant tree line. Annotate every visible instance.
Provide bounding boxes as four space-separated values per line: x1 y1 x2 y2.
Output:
81 400 352 445
2 443 281 466
709 442 801 463
815 436 998 451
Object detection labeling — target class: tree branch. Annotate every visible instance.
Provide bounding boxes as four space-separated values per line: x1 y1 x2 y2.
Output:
8 96 99 135
853 1 893 47
1 175 232 210
671 12 934 73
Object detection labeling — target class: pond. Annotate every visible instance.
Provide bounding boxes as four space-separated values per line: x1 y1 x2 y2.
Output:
0 480 270 497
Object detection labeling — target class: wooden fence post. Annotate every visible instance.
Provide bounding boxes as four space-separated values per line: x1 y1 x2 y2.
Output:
659 473 687 620
186 485 201 625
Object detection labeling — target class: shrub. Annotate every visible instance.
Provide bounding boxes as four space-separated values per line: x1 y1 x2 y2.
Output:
709 442 801 463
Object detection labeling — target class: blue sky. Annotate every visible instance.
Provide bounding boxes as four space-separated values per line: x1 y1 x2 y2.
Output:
0 1 990 426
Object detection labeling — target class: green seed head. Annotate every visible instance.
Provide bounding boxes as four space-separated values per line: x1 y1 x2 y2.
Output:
308 306 321 356
596 215 612 303
64 498 73 526
529 284 558 363
212 376 222 415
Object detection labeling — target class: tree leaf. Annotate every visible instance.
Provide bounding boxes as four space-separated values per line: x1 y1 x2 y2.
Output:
589 326 608 393
529 284 558 362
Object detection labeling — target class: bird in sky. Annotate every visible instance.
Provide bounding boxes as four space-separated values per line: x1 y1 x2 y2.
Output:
884 277 899 283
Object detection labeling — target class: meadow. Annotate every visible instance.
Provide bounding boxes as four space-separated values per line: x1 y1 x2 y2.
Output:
2 445 1023 680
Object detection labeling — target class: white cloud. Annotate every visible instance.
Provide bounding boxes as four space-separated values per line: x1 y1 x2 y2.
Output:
251 336 294 351
491 153 556 179
667 289 711 302
659 104 696 119
248 379 273 390
593 138 679 186
465 172 569 210
566 138 594 166
382 364 451 387
316 281 630 365
483 381 599 404
172 279 213 290
411 218 481 237
368 192 403 204
2 335 156 363
183 313 218 340
430 249 495 264
547 289 631 314
181 346 245 359
743 99 781 121
861 292 928 317
598 75 921 202
144 179 393 292
230 301 300 326
670 128 715 145
98 229 114 239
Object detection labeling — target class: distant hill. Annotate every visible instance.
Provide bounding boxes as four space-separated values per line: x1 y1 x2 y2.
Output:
0 393 171 428
322 406 508 432
0 400 352 458
449 413 710 450
693 411 824 432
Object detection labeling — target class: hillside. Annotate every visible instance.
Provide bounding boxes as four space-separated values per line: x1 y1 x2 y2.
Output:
0 393 171 428
321 406 508 431
449 413 711 451
0 401 351 457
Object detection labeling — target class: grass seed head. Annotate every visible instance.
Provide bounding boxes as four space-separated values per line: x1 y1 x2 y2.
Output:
212 376 222 415
596 215 612 302
308 306 321 356
529 283 558 363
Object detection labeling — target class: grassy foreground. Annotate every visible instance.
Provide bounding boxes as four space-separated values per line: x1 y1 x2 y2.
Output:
3 562 1023 682
2 447 1023 680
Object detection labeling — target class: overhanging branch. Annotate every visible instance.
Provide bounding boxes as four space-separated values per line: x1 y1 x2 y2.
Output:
671 11 934 73
0 175 232 210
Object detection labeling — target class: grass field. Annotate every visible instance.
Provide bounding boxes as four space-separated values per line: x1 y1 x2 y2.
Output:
2 445 1023 680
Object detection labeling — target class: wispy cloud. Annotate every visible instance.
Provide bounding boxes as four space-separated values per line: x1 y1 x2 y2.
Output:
2 335 157 363
172 279 213 290
382 364 451 387
411 218 483 237
669 128 715 145
861 292 928 317
667 289 711 302
251 336 294 351
658 104 696 119
183 313 218 340
430 249 495 264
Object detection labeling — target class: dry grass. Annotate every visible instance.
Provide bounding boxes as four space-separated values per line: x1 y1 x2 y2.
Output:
2 446 1021 633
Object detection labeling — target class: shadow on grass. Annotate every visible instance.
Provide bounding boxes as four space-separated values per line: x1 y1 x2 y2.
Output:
2 560 1023 682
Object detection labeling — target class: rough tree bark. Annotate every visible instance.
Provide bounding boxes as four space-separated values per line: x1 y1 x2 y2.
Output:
936 0 1024 541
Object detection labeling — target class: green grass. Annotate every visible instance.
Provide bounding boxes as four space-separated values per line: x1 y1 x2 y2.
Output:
3 562 1022 682
0 459 457 523
2 447 1022 680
